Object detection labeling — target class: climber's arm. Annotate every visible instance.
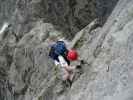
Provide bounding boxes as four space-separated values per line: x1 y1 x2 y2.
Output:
58 55 76 71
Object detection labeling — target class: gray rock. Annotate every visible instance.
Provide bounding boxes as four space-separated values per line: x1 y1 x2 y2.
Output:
60 0 133 100
8 23 58 100
2 0 133 100
0 0 118 39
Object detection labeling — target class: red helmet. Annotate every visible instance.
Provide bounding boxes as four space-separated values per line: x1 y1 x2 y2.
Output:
67 49 78 61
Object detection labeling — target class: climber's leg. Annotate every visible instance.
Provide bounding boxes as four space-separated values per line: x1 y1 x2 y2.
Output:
65 65 76 72
62 68 69 81
69 71 75 81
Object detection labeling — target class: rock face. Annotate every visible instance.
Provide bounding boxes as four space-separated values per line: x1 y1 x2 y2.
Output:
65 0 133 100
0 0 118 38
0 0 17 26
2 0 133 100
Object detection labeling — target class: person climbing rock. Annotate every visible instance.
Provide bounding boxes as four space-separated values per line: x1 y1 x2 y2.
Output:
49 41 78 84
47 31 82 87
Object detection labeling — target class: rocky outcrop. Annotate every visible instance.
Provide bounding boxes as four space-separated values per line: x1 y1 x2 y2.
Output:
8 22 58 100
61 0 133 100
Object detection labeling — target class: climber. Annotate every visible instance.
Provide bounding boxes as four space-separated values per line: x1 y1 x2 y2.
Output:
49 41 79 83
47 32 81 86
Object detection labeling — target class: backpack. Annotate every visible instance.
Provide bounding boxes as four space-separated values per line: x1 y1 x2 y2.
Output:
49 45 59 61
49 41 68 61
